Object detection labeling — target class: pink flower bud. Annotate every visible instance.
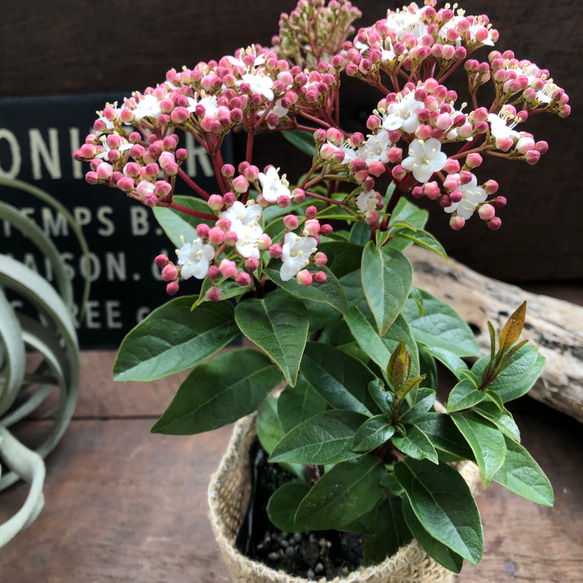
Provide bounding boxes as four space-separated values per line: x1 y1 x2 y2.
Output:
304 219 320 236
387 147 403 164
245 258 259 272
223 192 236 207
313 252 327 267
145 163 160 177
219 259 238 278
221 164 235 178
391 165 407 180
465 153 482 169
85 171 99 185
166 281 180 295
487 217 502 230
208 226 225 245
195 224 210 239
516 137 535 155
232 175 249 193
207 266 220 281
424 181 440 200
235 272 251 286
143 192 158 207
244 165 260 182
205 287 222 301
535 140 549 154
96 162 113 180
216 218 232 232
368 160 386 177
257 234 272 250
364 210 380 228
296 270 313 286
117 177 135 192
412 186 424 199
269 244 283 258
449 215 466 231
155 180 173 197
155 254 169 268
449 190 463 204
306 206 318 219
484 180 499 195
478 203 496 221
283 215 299 230
313 271 327 284
277 195 291 208
443 159 460 174
492 196 507 208
208 194 223 211
223 230 238 246
525 150 540 165
162 264 178 281
415 124 433 140
292 188 305 203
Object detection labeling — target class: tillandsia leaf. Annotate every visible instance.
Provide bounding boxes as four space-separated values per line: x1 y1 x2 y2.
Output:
364 497 413 566
402 289 481 358
472 401 520 442
277 373 327 434
267 481 311 533
153 195 215 248
450 411 507 488
113 298 239 382
493 435 554 507
361 242 413 337
401 496 464 573
281 129 316 157
389 227 448 261
498 302 527 357
472 345 545 402
270 409 368 465
400 388 436 424
235 291 309 386
150 349 282 435
294 455 386 531
421 346 469 382
395 458 483 565
352 416 396 453
446 379 488 413
415 413 475 463
368 379 393 417
345 303 419 382
265 264 349 315
299 342 377 415
392 425 438 464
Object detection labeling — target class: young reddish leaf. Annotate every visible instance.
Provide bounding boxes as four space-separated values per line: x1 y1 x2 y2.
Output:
387 341 411 390
499 302 527 355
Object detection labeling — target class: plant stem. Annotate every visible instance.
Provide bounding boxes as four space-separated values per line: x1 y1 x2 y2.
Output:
177 168 211 200
165 201 217 221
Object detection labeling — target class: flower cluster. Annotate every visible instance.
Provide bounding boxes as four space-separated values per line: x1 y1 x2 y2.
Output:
75 0 569 299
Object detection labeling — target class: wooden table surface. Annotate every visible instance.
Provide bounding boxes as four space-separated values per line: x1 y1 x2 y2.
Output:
1 346 582 582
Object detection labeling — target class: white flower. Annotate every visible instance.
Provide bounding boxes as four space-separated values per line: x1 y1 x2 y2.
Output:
401 138 447 183
385 6 426 40
177 238 215 280
220 201 263 259
355 191 378 213
239 72 274 100
444 173 487 219
357 131 391 164
258 167 290 203
133 94 162 121
280 233 317 281
487 113 520 141
382 93 424 134
439 15 495 47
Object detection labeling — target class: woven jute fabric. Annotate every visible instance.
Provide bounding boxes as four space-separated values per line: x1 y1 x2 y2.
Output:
208 413 481 583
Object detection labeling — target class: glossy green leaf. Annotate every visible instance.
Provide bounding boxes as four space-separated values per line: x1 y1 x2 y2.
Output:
349 221 371 246
422 346 470 382
256 396 285 455
364 497 412 565
235 292 309 386
265 263 348 315
418 346 438 391
282 129 316 157
361 243 412 336
395 458 483 565
401 388 436 424
473 401 520 442
451 411 507 487
270 409 367 465
277 374 327 433
493 436 553 506
446 379 488 413
393 425 438 464
267 481 311 533
300 342 377 415
151 349 282 435
153 195 215 248
368 379 393 416
401 496 464 573
345 304 419 380
391 227 448 261
317 242 363 278
352 415 395 452
402 289 480 357
416 413 475 462
472 345 545 402
295 455 386 531
114 298 239 382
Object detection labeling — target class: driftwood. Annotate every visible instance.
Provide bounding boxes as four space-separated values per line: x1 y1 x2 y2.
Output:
407 246 583 424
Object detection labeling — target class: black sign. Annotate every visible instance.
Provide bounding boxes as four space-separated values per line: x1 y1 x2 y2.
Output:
0 94 228 348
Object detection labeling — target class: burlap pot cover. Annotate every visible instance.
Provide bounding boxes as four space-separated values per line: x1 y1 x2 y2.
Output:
208 413 481 583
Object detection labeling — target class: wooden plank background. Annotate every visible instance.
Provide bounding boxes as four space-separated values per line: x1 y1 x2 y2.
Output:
1 0 581 281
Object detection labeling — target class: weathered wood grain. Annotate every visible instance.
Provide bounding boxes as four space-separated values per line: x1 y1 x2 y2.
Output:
408 246 583 423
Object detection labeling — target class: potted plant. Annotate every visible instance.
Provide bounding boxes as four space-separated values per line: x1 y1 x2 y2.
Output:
74 0 569 579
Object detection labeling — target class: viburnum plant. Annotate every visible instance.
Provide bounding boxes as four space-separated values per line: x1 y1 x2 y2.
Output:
75 0 569 574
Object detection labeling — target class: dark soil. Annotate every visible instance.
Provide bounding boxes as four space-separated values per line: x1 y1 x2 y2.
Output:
235 437 365 580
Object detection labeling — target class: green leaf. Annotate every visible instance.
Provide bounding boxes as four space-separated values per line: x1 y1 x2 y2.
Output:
295 455 386 531
498 302 527 354
401 496 464 573
267 481 311 533
151 349 282 435
277 374 327 433
235 292 308 386
402 289 480 357
393 425 438 464
451 411 507 487
395 458 483 565
473 402 520 442
493 436 554 506
387 341 411 390
389 198 429 232
256 396 285 455
346 304 419 381
472 345 545 402
270 409 367 465
265 263 348 315
416 413 475 462
114 299 239 382
195 277 248 308
422 346 469 381
153 195 215 248
418 346 437 391
282 129 316 157
352 416 395 452
364 497 412 565
368 379 393 416
391 227 448 261
300 342 377 415
317 242 363 277
446 379 488 412
362 243 413 336
349 221 371 246
401 388 436 424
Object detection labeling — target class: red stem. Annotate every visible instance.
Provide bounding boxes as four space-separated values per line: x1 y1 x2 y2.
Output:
177 167 211 200
166 201 217 221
